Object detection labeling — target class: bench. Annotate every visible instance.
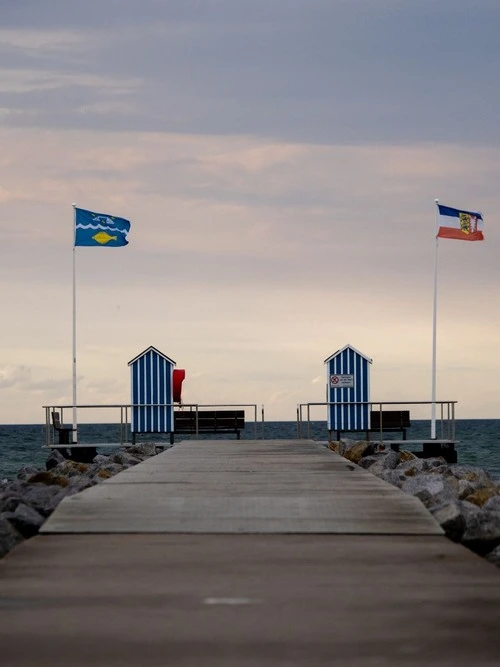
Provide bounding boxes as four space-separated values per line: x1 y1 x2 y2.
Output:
369 410 411 440
51 411 76 445
171 409 245 443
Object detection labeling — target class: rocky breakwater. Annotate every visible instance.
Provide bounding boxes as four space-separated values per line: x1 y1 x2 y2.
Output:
0 443 167 560
329 439 500 567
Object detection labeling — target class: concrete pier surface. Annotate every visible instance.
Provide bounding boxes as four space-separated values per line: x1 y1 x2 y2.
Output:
1 439 500 666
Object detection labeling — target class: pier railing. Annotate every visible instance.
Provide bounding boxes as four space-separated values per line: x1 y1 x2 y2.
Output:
296 400 457 442
43 403 263 448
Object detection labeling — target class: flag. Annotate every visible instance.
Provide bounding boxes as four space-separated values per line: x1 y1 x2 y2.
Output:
74 207 131 247
437 204 484 241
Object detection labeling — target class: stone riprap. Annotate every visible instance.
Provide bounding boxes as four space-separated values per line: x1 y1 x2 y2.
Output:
330 439 500 565
0 443 166 559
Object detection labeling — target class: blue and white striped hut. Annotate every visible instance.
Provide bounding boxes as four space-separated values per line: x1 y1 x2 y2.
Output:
128 346 176 437
324 344 372 438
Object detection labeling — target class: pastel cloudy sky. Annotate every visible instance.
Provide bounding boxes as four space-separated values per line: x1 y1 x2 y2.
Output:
1 0 499 424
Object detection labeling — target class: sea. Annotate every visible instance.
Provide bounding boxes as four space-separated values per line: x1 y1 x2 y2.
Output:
1 420 500 482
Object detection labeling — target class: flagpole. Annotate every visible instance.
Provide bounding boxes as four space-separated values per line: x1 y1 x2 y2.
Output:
431 198 439 439
72 203 78 443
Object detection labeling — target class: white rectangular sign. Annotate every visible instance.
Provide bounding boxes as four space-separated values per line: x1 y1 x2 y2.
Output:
330 374 354 388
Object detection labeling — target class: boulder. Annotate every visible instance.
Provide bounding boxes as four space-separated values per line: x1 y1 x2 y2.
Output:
357 455 381 470
343 441 375 464
27 471 69 487
399 450 418 462
451 465 495 488
461 509 500 555
45 449 68 470
2 503 45 538
112 452 143 467
464 487 500 508
17 465 42 480
485 545 500 567
124 443 158 459
0 518 24 558
483 496 500 512
401 473 457 509
430 501 467 542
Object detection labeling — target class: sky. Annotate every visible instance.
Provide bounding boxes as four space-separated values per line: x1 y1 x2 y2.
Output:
1 0 500 425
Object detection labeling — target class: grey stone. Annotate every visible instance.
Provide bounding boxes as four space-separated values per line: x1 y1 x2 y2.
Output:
451 465 495 488
396 458 427 475
124 443 158 459
112 452 142 467
401 474 456 509
430 501 466 542
45 449 67 470
422 457 448 471
484 496 500 512
383 450 401 470
485 545 500 567
0 517 24 558
21 484 66 518
17 465 42 480
458 479 477 500
357 455 382 470
2 503 45 538
461 509 500 555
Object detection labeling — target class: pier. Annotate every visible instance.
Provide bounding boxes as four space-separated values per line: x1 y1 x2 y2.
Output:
1 439 500 665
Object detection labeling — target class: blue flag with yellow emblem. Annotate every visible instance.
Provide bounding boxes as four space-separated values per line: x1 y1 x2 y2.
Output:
74 207 131 247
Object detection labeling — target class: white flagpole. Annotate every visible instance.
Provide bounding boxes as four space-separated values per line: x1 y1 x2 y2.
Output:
72 203 78 443
431 198 440 439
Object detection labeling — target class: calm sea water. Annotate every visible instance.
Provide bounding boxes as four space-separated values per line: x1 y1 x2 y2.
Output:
1 420 500 481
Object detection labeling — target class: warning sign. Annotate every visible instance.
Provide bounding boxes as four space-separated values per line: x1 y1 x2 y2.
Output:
330 374 354 388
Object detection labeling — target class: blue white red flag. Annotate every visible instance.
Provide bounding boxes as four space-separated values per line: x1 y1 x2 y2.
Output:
437 204 483 241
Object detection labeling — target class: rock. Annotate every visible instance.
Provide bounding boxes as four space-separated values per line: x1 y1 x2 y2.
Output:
20 484 66 518
0 492 23 513
465 487 500 507
0 518 24 558
399 450 418 462
430 501 466 542
484 496 500 512
401 473 456 509
357 455 381 469
396 458 427 477
422 457 448 471
458 479 477 500
461 509 500 555
124 443 158 459
485 545 500 567
328 441 340 453
2 503 45 538
379 468 409 488
45 449 68 470
112 452 142 467
27 472 69 487
451 465 495 488
343 441 375 464
17 465 42 480
93 454 111 465
382 450 401 470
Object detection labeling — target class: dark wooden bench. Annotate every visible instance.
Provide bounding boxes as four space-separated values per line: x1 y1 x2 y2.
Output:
51 411 76 445
171 409 245 443
369 410 411 440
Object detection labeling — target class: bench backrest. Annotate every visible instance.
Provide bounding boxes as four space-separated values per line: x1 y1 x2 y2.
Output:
370 410 411 429
174 410 245 430
51 411 62 429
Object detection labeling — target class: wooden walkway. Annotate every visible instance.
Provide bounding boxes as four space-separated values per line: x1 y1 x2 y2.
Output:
1 439 500 666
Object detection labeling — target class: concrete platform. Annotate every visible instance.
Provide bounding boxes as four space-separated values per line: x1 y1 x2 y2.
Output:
1 439 500 666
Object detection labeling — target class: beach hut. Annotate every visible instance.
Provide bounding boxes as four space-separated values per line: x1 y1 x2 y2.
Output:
325 344 372 438
128 346 177 437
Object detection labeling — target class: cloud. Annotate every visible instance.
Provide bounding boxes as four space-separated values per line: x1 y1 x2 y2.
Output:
0 364 31 389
